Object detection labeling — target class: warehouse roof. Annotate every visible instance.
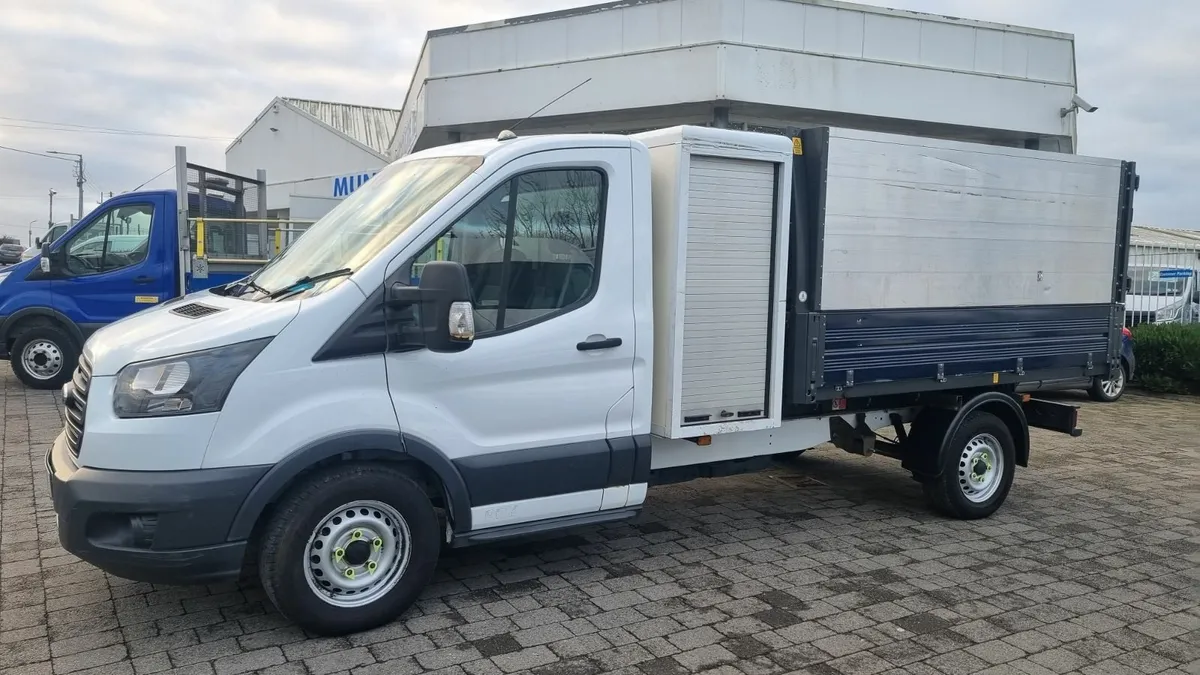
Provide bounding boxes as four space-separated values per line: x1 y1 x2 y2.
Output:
1131 225 1200 246
227 97 403 157
281 98 402 154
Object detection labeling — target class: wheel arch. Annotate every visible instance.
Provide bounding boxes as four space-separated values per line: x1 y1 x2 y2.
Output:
905 392 1029 480
227 431 473 542
2 307 84 351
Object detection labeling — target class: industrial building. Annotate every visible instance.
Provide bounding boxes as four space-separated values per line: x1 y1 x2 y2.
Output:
226 0 1090 223
224 97 401 221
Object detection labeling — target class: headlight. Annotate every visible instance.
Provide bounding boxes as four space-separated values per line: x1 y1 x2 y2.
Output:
113 338 271 418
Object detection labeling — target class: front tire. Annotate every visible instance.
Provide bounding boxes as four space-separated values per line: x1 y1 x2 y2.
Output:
257 464 440 636
1088 361 1127 402
11 322 78 389
921 411 1015 520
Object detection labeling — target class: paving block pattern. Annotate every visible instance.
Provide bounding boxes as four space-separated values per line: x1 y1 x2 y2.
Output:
2 369 1197 675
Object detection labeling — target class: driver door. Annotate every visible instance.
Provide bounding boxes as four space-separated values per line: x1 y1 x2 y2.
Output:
52 195 172 325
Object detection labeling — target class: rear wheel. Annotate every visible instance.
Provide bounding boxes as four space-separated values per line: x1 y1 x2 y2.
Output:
921 411 1015 520
257 464 440 636
11 322 78 389
1088 361 1127 402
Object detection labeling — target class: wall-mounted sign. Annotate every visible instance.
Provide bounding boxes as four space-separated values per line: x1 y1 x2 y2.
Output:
332 171 379 198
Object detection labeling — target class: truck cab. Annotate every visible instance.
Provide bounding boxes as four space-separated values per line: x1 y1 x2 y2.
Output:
1 157 275 389
0 192 179 388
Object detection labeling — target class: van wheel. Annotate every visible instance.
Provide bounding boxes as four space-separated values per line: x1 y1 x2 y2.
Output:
1088 361 1127 402
257 464 440 636
11 323 78 389
921 411 1015 520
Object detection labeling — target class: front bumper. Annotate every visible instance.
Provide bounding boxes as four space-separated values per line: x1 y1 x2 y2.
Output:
47 432 270 584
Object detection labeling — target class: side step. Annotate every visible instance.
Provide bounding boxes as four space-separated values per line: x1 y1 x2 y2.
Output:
451 507 640 547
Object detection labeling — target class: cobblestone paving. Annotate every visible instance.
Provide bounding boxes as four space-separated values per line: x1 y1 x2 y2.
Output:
2 370 1198 675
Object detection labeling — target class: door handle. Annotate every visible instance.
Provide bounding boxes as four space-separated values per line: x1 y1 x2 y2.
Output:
577 336 622 351
134 276 157 285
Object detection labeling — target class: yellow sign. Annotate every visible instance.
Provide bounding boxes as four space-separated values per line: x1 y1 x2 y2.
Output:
134 295 159 304
195 219 206 257
792 137 803 155
992 372 1000 384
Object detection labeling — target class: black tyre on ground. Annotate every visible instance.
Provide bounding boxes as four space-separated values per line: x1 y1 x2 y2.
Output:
257 463 441 636
10 322 78 389
1088 361 1127 403
920 411 1016 520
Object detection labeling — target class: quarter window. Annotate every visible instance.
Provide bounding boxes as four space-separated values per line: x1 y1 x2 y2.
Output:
411 169 605 335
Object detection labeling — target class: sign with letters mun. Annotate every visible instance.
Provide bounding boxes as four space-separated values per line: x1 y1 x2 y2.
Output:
332 171 379 198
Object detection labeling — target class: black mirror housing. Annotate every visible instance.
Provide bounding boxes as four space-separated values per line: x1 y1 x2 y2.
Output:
388 261 474 353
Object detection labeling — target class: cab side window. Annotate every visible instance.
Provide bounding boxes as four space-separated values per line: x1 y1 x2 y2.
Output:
64 204 154 275
411 169 605 335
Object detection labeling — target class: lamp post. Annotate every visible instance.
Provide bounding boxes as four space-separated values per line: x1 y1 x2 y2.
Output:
28 219 37 247
48 189 57 230
46 151 84 224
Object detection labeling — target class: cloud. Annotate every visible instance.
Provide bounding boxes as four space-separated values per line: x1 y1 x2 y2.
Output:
1 0 1196 241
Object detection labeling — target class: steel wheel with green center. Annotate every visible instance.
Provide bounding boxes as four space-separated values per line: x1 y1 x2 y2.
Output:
958 433 1004 503
305 500 411 607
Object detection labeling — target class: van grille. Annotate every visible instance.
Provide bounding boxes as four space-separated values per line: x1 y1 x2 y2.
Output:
64 357 90 458
171 303 224 319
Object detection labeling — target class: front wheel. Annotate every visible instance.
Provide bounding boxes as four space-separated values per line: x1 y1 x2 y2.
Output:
11 323 78 389
1088 361 1127 402
257 464 441 635
921 411 1015 520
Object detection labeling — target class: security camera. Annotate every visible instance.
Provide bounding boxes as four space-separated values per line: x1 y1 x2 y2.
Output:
1072 94 1097 113
1061 94 1098 117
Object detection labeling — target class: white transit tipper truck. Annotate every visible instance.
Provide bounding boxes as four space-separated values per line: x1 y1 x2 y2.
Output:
49 125 1137 635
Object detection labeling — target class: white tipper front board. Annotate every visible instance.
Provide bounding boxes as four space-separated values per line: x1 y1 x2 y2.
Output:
633 126 792 439
818 128 1124 311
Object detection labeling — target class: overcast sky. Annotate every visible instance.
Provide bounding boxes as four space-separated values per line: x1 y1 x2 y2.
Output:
1 0 1196 243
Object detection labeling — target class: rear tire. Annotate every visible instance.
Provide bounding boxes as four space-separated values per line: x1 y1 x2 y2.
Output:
921 411 1015 520
1088 361 1127 402
10 322 78 390
257 463 440 636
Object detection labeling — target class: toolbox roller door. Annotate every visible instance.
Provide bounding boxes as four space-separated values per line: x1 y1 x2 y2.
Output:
680 156 776 424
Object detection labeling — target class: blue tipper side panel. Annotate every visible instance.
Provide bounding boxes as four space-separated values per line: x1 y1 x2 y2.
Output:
820 304 1111 388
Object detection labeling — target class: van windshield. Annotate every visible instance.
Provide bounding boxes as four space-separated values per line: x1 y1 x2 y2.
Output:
241 155 483 298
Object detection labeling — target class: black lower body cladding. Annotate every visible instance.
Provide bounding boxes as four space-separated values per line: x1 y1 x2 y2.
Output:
46 432 269 584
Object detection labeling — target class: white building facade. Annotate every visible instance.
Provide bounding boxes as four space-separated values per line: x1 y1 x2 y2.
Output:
390 0 1082 158
227 0 1087 222
225 97 401 221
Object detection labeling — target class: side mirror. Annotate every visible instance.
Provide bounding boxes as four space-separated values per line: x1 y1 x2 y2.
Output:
387 260 474 353
39 241 54 273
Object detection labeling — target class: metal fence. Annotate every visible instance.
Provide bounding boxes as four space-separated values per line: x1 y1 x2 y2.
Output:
189 218 314 262
1125 242 1200 326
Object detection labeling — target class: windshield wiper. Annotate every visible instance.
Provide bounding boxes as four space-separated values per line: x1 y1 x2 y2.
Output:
269 268 353 299
228 277 269 297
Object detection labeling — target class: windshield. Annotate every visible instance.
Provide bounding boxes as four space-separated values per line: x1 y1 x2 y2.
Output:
1129 266 1193 297
244 155 483 297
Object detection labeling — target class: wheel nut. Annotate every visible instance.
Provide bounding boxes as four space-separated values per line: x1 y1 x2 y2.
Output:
334 548 345 560
352 530 362 540
372 538 383 550
345 568 355 579
367 561 377 573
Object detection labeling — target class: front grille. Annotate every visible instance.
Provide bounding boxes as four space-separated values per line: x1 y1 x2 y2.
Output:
171 302 224 319
64 357 91 458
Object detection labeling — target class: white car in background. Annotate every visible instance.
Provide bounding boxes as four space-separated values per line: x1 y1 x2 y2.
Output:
21 222 71 261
